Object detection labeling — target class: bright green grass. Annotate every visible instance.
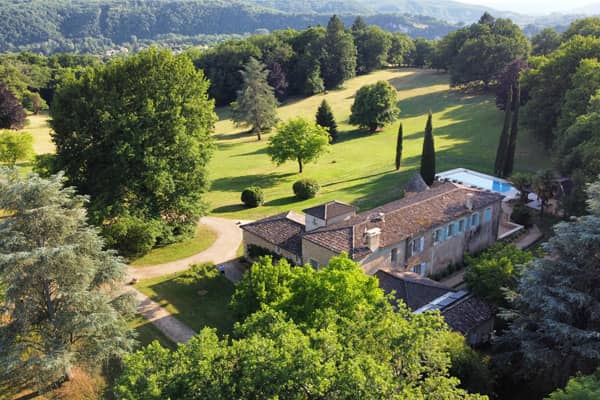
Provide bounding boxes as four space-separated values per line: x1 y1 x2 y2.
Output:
130 224 217 266
134 268 237 335
206 68 550 220
24 112 54 155
130 315 176 350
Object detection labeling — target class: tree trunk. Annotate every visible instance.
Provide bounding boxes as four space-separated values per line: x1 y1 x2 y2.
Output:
14 375 69 400
256 129 262 141
297 157 303 173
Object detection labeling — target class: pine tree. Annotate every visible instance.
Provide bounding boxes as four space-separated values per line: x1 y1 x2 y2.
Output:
395 123 403 170
504 82 521 177
232 57 279 140
322 15 357 89
498 179 600 393
494 87 512 177
0 171 136 397
315 99 338 143
420 112 436 185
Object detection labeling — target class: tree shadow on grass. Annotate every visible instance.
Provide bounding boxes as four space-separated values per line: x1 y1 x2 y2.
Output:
398 90 493 119
210 172 294 192
211 203 247 213
335 128 374 143
388 69 449 92
264 195 298 207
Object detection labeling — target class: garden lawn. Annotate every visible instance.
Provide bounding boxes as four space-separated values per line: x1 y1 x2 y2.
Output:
129 224 217 266
24 112 54 155
207 68 551 220
134 268 237 335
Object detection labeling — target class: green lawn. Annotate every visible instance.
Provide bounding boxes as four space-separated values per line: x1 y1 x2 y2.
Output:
134 267 237 335
24 112 54 155
206 68 551 220
130 224 217 266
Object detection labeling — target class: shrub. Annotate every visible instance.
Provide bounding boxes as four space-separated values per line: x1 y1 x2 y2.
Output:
103 215 161 258
293 179 320 199
241 186 264 207
511 203 532 227
177 263 218 285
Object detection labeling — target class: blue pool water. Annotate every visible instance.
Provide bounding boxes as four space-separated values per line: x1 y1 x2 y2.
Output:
441 171 515 193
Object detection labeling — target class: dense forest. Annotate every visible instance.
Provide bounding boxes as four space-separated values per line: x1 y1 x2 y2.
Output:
0 0 458 54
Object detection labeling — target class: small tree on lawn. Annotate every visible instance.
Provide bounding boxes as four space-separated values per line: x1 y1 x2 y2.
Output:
420 112 436 185
232 57 279 140
315 100 338 142
395 123 403 170
267 117 330 173
349 81 399 133
0 83 26 130
0 130 33 166
0 171 136 398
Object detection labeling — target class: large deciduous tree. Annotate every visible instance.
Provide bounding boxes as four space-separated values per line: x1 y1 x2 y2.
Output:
0 171 135 398
0 83 26 130
497 179 600 396
116 254 489 399
315 99 338 143
232 57 279 141
50 48 216 257
322 15 357 89
0 130 33 166
349 80 399 132
352 22 392 74
531 28 561 56
420 112 436 185
267 117 330 173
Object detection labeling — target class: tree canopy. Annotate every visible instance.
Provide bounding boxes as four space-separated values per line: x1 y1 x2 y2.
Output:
231 57 279 140
0 83 26 130
349 80 400 132
420 112 436 185
0 130 33 166
0 171 135 397
322 15 357 89
116 254 489 399
267 117 330 173
315 99 338 142
50 48 216 257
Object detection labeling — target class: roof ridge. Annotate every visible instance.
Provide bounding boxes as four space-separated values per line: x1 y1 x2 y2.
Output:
384 186 462 216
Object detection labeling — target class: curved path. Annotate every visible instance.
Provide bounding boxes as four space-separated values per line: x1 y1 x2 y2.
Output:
127 216 250 343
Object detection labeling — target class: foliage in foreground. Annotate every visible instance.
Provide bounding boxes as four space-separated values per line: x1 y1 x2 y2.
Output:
50 48 216 257
545 370 600 400
464 243 533 308
0 171 135 397
495 179 600 396
116 254 488 399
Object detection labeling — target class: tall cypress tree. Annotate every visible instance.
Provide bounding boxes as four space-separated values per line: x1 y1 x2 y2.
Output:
494 88 512 177
504 82 521 177
420 112 436 185
395 123 403 170
322 15 357 89
315 99 338 143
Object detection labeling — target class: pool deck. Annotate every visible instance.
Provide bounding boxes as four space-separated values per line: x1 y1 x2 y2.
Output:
436 168 520 202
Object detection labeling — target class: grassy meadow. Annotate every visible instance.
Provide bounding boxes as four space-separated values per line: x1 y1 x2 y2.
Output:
206 68 550 219
19 68 550 221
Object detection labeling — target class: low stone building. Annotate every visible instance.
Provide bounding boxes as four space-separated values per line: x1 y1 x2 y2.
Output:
241 180 504 278
375 270 494 345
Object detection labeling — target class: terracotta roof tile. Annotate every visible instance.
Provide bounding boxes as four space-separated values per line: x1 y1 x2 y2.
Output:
375 270 451 310
241 211 304 257
303 201 357 220
441 295 493 335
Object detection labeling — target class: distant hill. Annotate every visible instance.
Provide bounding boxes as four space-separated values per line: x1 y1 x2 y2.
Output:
0 0 459 54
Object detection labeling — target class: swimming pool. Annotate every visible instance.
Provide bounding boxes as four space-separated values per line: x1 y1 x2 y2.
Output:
436 168 519 201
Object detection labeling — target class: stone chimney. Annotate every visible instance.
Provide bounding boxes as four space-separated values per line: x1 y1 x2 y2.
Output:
366 228 381 251
466 193 474 211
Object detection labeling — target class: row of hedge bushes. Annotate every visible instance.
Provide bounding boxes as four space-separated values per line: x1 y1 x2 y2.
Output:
241 179 320 208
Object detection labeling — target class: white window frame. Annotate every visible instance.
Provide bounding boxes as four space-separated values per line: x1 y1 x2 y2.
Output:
458 218 465 233
434 228 443 244
484 207 492 223
470 212 480 229
447 223 455 238
412 262 427 277
412 236 425 254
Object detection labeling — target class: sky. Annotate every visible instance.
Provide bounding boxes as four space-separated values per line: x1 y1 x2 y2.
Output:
457 0 595 15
